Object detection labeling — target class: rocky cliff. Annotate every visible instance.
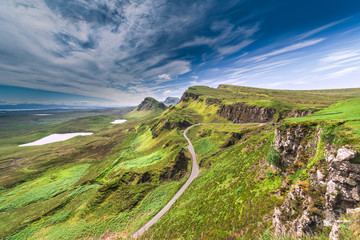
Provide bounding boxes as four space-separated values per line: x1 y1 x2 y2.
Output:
284 109 314 118
217 102 276 123
180 91 201 102
272 124 360 239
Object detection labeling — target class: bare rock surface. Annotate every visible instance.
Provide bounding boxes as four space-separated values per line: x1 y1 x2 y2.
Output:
272 126 360 238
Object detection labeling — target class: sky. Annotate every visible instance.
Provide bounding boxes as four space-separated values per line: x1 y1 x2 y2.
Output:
1 0 360 106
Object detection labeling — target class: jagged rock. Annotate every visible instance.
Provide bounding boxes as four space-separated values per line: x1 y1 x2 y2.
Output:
272 126 360 239
283 109 314 119
205 98 222 105
273 208 286 237
334 147 357 162
324 147 360 226
180 92 200 102
329 222 340 240
274 124 319 167
160 149 190 181
346 207 360 215
316 170 326 183
217 102 276 123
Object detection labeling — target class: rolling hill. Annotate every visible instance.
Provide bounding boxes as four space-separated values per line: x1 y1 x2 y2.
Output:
0 85 360 240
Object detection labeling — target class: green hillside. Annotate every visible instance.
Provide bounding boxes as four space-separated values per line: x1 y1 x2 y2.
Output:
188 85 360 107
125 97 167 119
183 85 360 117
1 85 360 239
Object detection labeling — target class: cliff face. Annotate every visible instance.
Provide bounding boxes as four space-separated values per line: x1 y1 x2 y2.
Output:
217 103 276 123
180 89 314 123
283 109 314 119
272 124 360 239
180 92 200 102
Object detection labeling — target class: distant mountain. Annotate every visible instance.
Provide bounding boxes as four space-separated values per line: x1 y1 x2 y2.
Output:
126 97 167 118
162 97 180 106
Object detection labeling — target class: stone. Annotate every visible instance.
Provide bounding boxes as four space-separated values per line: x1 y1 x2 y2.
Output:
272 126 360 239
334 147 357 162
329 223 340 240
346 207 360 215
317 170 325 182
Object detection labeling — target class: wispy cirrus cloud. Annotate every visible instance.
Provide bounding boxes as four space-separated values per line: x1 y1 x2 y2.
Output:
248 38 326 62
0 0 264 104
1 0 359 105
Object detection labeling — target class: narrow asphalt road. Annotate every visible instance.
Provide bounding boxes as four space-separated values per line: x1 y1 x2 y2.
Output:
131 124 201 239
131 123 262 238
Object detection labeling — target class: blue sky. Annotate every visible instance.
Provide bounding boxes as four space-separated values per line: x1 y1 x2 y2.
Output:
1 0 360 106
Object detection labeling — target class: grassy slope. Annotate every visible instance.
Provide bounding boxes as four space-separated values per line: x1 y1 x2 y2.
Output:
186 85 360 115
1 85 360 239
0 105 192 239
142 87 360 239
144 124 282 239
287 97 360 149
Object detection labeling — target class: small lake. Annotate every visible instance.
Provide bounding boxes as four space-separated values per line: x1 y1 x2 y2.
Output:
110 119 127 124
33 114 54 116
19 133 93 147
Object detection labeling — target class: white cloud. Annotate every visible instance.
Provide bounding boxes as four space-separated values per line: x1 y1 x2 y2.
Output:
296 19 347 40
320 50 360 63
217 39 254 55
158 74 171 81
181 21 258 55
249 38 325 62
163 90 172 95
326 67 359 79
0 0 201 105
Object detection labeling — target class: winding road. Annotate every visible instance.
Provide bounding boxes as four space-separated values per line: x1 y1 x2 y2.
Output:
131 124 201 238
131 123 262 238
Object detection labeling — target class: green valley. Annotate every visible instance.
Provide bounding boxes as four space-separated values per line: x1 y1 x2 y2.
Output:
1 85 360 240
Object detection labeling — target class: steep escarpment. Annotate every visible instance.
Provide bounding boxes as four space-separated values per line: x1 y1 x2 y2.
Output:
217 103 277 123
271 123 360 239
217 103 315 123
180 87 316 123
180 91 201 102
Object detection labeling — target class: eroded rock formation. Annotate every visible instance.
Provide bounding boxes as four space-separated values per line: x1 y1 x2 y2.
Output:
217 103 276 123
272 125 360 239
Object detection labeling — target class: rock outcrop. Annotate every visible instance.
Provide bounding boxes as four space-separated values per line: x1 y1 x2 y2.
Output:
205 98 222 105
274 124 319 168
217 103 276 123
180 92 200 102
136 97 167 111
283 109 314 119
323 147 359 226
160 149 190 181
272 125 360 239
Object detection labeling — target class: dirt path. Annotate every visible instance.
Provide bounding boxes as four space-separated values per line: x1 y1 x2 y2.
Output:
131 123 262 238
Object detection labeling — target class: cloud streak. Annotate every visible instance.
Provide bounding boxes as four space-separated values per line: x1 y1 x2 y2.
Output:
0 0 359 104
249 38 326 62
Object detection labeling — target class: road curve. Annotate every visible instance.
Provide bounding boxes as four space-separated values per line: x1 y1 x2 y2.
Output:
131 124 201 239
131 123 263 238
